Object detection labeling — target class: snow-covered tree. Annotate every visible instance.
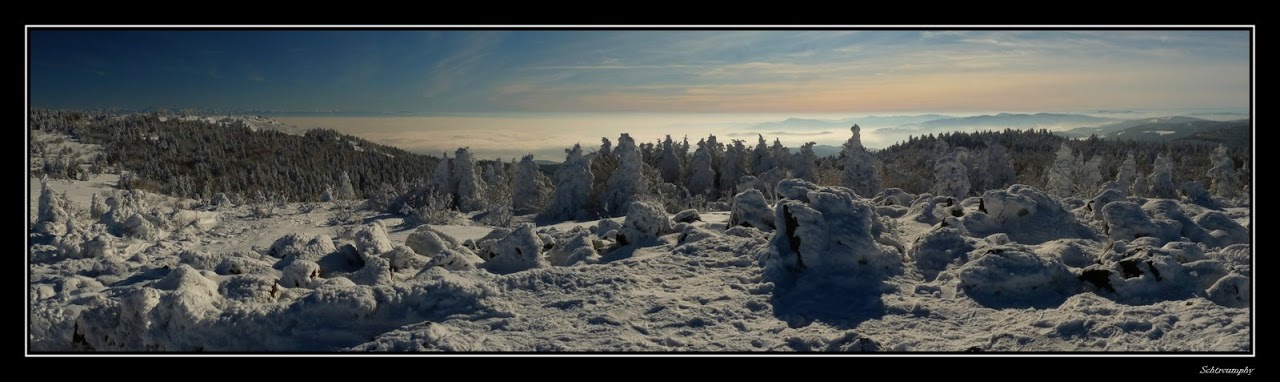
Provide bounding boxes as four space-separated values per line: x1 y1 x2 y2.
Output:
1044 143 1077 197
1148 153 1176 199
603 134 649 216
771 138 791 175
657 135 683 185
932 150 970 199
513 154 551 214
719 139 747 197
751 134 773 175
1207 145 1239 199
543 145 594 221
1115 152 1137 194
1131 166 1150 197
334 170 356 200
686 139 716 199
792 142 817 182
985 142 1016 191
430 152 453 197
1076 155 1103 197
841 125 881 197
452 147 486 212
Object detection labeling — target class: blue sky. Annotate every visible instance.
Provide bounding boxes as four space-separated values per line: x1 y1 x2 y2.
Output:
29 30 1250 114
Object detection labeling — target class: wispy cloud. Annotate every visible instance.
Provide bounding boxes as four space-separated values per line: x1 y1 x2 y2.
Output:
423 32 506 99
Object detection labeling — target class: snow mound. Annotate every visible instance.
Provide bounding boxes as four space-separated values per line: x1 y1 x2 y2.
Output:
618 201 673 246
952 245 1078 308
482 223 548 274
728 189 774 232
268 233 337 269
969 184 1095 244
764 180 901 277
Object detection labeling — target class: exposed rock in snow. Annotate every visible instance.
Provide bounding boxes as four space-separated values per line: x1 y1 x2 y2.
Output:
618 201 673 246
728 189 774 232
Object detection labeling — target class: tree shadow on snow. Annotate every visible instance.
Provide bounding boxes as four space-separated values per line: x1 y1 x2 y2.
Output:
767 273 890 330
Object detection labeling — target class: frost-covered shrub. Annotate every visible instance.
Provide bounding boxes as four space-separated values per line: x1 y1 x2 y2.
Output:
547 230 600 266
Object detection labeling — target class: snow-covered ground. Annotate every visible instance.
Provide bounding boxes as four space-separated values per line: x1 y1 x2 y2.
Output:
28 169 1251 352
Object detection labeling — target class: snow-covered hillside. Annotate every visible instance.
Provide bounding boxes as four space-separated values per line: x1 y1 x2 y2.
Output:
29 171 1251 352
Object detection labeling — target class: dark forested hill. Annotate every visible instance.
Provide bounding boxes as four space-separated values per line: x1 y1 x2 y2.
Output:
29 109 438 202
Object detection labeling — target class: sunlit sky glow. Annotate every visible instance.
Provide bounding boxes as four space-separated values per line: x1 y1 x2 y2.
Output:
29 29 1250 159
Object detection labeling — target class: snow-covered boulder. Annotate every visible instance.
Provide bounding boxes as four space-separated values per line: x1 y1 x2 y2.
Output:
482 223 548 274
672 209 702 223
728 189 774 231
280 260 322 288
1078 246 1202 305
1080 188 1126 221
1033 239 1102 269
765 180 901 277
211 192 233 208
970 184 1094 244
353 222 394 255
120 214 160 240
1194 211 1249 247
618 201 673 246
547 231 600 266
215 255 276 276
405 226 483 271
1206 273 1250 308
954 245 1078 307
871 188 914 207
269 233 338 270
909 226 976 281
1101 201 1177 243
